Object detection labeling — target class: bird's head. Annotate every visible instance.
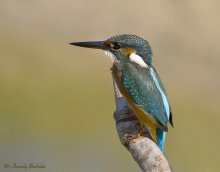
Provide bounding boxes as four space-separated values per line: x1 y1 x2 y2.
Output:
70 34 152 68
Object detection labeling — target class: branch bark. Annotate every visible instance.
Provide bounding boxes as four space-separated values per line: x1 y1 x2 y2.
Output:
112 79 171 172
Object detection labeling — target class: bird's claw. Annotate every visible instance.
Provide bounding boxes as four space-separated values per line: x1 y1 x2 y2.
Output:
124 126 145 146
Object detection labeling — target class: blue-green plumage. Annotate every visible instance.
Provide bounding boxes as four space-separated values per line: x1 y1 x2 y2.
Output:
121 63 169 127
120 62 171 151
70 34 173 151
106 34 152 64
156 128 166 151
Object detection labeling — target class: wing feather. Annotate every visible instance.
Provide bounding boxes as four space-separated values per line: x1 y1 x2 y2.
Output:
120 63 171 127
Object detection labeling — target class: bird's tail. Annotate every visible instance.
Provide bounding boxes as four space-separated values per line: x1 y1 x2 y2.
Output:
156 128 167 152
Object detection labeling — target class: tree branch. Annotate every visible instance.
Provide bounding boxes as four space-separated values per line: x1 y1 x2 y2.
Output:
112 78 171 172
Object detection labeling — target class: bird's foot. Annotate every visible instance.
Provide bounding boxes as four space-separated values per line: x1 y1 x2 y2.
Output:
125 125 145 146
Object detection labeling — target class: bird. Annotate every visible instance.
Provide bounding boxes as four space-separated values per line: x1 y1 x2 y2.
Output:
69 34 173 151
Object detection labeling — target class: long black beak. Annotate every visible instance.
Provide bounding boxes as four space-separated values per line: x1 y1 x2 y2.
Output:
69 41 109 50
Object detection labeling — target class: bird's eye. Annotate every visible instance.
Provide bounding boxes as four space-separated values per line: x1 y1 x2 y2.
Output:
112 42 121 50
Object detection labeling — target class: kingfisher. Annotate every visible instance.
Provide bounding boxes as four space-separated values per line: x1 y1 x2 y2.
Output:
69 34 173 151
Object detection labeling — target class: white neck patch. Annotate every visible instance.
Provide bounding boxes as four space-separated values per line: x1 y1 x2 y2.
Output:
129 53 148 68
104 51 116 62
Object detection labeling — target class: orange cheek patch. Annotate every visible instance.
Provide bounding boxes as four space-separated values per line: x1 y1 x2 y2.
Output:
120 48 136 56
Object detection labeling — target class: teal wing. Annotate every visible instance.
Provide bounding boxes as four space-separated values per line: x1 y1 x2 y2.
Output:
121 63 172 128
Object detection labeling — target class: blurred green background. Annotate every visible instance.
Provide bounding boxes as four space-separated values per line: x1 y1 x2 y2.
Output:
0 0 220 171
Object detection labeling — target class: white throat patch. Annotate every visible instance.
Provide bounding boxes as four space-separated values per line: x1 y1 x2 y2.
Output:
104 51 116 62
129 53 148 68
